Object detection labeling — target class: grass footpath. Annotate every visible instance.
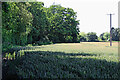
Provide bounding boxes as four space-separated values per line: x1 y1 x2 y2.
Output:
2 42 120 79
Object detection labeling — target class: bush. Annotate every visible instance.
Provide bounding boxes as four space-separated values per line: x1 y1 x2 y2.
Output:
87 32 98 42
78 32 87 42
99 32 110 41
2 42 13 52
35 40 53 46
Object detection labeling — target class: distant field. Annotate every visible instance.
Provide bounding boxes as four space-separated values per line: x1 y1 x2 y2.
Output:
26 42 118 62
2 42 119 79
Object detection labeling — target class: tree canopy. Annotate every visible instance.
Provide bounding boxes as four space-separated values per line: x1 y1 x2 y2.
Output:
2 2 80 50
2 2 33 46
111 27 120 41
87 32 98 42
46 5 80 43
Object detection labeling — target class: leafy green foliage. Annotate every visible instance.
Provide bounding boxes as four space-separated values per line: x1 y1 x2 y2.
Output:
46 5 80 43
4 50 25 60
2 2 33 46
111 27 120 41
78 32 87 42
99 27 120 41
87 32 98 42
100 32 110 41
2 2 80 51
27 2 50 44
2 2 120 79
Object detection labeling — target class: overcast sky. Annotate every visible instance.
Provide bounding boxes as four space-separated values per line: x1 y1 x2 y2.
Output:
37 0 119 36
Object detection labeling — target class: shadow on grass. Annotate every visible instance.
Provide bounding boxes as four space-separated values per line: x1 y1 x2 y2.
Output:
25 51 97 56
2 51 120 79
2 46 44 56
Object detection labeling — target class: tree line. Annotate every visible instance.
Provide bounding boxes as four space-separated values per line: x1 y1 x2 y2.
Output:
2 2 120 51
2 2 80 50
78 27 120 42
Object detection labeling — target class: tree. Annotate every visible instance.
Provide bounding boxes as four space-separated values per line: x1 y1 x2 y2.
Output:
27 2 50 44
103 32 110 41
46 5 80 43
78 32 87 42
87 32 98 42
100 32 110 41
2 2 80 51
2 2 33 46
112 27 120 41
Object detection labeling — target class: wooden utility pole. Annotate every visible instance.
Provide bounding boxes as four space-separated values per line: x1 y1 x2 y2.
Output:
0 2 2 80
107 14 114 46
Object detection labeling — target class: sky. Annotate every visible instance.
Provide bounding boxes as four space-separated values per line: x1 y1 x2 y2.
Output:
37 0 119 36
